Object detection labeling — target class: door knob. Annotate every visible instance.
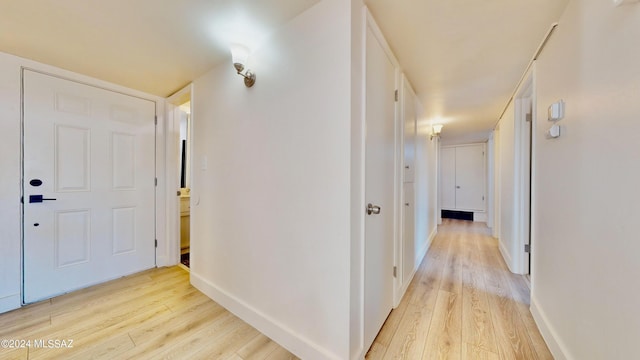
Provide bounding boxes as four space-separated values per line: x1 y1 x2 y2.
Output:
366 203 381 215
29 195 57 203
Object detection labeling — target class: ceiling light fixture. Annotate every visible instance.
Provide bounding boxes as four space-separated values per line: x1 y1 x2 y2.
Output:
230 44 256 88
430 124 443 140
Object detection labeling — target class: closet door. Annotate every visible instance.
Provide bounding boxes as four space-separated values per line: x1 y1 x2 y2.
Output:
455 144 485 211
440 147 456 209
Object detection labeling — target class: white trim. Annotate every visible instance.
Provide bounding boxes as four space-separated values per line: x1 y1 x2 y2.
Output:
0 294 21 314
162 84 193 267
530 296 571 360
498 239 516 273
514 67 535 275
191 272 341 360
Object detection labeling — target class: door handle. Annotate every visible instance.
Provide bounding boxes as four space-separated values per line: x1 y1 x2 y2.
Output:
456 186 461 189
366 203 381 215
29 195 57 203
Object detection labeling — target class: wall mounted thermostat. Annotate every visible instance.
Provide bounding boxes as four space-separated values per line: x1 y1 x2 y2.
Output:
548 100 565 121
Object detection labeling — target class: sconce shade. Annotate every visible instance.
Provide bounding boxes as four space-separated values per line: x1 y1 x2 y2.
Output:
230 44 250 71
230 43 256 88
430 124 443 140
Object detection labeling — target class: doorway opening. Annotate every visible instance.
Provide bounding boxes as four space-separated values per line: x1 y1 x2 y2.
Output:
166 84 193 270
177 101 191 268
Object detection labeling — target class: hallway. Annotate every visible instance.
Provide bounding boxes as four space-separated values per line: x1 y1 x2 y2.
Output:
366 219 552 359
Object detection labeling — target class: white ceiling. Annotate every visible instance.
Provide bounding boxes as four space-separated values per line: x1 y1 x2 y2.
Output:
0 0 319 97
0 0 569 141
365 0 569 141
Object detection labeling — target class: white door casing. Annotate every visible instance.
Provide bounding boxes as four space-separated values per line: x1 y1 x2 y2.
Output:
363 23 397 351
23 70 156 303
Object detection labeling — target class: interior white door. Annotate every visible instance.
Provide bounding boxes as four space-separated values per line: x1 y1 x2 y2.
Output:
455 144 485 211
401 183 415 286
440 147 456 209
23 70 156 303
364 25 396 351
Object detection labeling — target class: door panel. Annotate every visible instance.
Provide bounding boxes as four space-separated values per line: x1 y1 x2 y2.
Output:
402 183 415 285
23 70 156 303
440 147 456 209
455 145 485 211
403 81 416 182
364 25 396 351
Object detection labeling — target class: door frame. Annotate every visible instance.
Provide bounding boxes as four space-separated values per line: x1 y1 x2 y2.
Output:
20 67 163 303
514 66 536 275
163 84 193 267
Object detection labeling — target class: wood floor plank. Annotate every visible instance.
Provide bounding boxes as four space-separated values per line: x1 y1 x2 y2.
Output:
461 234 497 353
462 342 500 360
237 334 282 360
422 290 462 360
365 342 388 360
0 266 296 360
382 302 432 360
262 346 300 360
369 219 553 360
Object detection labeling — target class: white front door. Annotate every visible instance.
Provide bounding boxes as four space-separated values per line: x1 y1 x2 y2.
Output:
23 70 156 303
364 24 396 351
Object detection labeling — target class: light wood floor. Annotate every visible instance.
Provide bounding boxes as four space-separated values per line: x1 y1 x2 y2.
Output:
366 219 553 360
1 219 551 360
0 266 298 360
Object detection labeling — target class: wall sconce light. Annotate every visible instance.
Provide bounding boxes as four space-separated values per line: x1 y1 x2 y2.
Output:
430 124 443 140
230 44 256 88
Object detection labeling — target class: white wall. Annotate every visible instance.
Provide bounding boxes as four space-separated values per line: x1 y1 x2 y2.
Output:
415 129 439 262
188 0 352 359
531 0 640 359
0 51 165 314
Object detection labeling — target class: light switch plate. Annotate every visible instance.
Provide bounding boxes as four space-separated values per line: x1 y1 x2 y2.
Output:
548 100 565 121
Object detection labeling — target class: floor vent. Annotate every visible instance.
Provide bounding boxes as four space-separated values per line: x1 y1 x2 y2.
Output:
441 210 473 221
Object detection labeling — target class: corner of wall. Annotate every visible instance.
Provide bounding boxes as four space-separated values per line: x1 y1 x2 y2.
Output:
191 272 342 360
530 296 570 360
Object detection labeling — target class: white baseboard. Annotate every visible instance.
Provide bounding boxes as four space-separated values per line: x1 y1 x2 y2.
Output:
190 272 341 360
498 239 516 273
530 296 571 360
396 227 438 308
417 226 437 265
0 293 21 314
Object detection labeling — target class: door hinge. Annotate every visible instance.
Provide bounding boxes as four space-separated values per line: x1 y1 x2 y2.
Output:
155 177 158 186
526 113 532 122
154 115 158 125
155 239 158 248
394 90 398 102
393 266 397 278
524 244 531 253
482 196 485 201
